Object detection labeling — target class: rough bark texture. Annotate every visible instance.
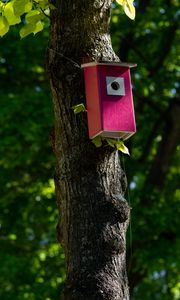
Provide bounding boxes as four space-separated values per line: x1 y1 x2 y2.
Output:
47 1 130 299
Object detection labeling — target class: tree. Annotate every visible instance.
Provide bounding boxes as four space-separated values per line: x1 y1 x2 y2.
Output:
0 0 179 299
47 1 133 299
0 0 137 299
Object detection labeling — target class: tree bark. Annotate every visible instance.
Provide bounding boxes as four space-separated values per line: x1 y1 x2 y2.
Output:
47 1 130 299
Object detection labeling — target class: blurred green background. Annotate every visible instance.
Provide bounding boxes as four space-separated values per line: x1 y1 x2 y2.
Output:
0 0 179 299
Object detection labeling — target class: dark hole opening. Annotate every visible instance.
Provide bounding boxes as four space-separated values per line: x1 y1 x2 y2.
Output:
111 81 120 90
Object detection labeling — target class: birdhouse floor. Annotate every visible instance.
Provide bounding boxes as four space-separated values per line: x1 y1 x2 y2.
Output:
92 131 135 141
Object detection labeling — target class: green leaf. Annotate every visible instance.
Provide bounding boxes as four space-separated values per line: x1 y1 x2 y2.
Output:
124 0 135 20
25 10 42 24
0 16 9 37
20 20 44 38
106 138 116 148
20 22 35 38
92 136 102 147
116 0 136 20
34 0 50 10
4 2 21 25
0 2 5 12
13 0 32 17
33 20 44 35
71 103 86 114
116 140 130 155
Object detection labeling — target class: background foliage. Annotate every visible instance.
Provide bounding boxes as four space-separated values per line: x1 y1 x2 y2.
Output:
0 0 179 299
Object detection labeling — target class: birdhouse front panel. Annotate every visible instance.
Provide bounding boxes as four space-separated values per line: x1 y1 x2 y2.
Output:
83 62 136 140
99 65 136 138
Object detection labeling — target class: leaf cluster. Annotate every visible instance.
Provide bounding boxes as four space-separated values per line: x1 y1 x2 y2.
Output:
0 28 65 300
0 0 54 38
0 0 135 39
92 136 130 155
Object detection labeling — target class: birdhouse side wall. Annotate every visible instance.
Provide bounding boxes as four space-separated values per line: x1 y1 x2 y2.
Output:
84 66 102 138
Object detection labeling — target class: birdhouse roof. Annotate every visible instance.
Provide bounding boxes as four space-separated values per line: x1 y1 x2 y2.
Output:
81 62 137 68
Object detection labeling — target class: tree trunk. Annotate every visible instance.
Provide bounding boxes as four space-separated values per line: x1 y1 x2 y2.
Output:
47 1 130 299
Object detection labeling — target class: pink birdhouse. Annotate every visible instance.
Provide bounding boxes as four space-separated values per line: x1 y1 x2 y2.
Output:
82 62 137 140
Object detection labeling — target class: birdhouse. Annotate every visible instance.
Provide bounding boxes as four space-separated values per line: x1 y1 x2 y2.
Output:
82 62 137 140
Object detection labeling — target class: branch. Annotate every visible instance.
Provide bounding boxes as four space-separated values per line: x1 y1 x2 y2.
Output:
134 91 165 116
40 7 51 19
147 98 180 188
149 21 178 76
139 116 162 163
32 0 51 19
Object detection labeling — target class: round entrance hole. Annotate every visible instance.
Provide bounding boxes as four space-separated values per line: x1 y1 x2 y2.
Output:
111 81 120 91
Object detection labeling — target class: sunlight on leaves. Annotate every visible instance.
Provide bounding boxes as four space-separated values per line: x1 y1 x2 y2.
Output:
0 0 49 38
0 16 9 37
106 138 130 155
71 103 86 114
20 20 44 38
4 2 21 25
33 20 44 35
25 10 41 24
8 234 17 240
116 0 136 20
0 0 135 39
116 140 130 155
92 136 130 155
20 23 36 38
171 282 180 300
41 179 55 198
13 0 32 16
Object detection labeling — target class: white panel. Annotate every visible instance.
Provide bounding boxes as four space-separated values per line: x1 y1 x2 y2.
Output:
106 76 125 96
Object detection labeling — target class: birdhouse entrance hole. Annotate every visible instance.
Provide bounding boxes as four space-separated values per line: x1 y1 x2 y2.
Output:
111 81 120 90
